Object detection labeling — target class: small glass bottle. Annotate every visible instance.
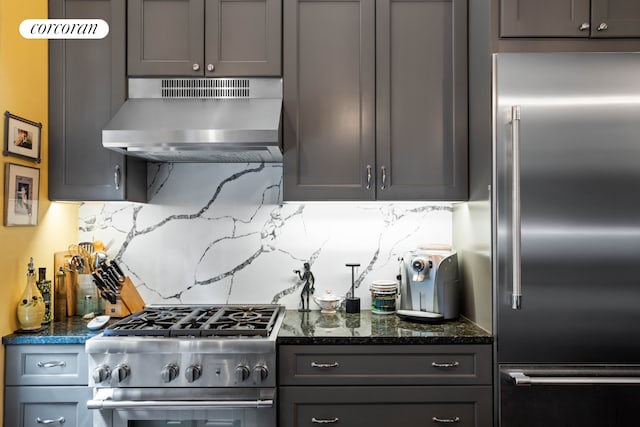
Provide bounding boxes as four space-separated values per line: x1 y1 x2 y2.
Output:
54 267 67 321
17 257 45 330
37 267 52 324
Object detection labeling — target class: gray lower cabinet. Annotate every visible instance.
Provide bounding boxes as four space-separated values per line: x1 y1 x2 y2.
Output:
500 0 640 38
283 0 468 201
49 0 146 202
278 345 492 427
128 0 281 77
4 344 91 427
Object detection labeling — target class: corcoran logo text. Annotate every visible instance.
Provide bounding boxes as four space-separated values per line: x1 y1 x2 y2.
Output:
20 19 109 39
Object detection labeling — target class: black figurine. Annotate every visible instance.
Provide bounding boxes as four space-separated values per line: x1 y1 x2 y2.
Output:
294 262 315 312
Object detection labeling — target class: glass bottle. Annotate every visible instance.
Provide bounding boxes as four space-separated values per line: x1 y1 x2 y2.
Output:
37 267 52 324
17 257 45 330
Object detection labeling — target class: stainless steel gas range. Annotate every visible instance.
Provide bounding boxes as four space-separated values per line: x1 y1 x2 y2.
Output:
86 304 285 427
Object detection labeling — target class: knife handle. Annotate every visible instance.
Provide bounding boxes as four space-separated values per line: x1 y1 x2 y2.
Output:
110 260 125 277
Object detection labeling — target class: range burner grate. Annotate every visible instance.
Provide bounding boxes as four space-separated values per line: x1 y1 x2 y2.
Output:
103 305 281 338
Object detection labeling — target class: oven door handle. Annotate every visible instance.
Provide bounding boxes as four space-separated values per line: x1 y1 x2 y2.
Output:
88 398 274 410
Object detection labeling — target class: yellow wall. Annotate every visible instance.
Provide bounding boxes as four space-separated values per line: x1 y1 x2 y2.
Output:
0 1 79 423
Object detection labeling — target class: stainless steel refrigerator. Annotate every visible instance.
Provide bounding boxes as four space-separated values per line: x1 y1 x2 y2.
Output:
494 53 640 426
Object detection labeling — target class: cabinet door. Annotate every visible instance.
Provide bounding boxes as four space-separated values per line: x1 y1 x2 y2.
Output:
128 0 205 76
4 386 92 427
279 386 492 427
500 0 591 37
376 0 467 200
49 0 146 202
283 0 376 201
205 0 281 76
591 0 640 37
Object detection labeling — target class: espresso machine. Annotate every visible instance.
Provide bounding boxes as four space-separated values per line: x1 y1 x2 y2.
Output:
396 248 460 322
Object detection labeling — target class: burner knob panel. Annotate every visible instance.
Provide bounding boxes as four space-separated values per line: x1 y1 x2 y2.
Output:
113 364 130 383
161 363 179 383
92 365 111 384
235 364 250 383
252 364 269 385
185 364 202 383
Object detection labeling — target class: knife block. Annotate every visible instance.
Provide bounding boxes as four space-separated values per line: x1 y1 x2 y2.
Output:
120 276 145 313
104 297 129 318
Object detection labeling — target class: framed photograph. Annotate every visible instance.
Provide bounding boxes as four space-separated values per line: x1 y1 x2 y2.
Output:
4 163 39 226
4 111 42 163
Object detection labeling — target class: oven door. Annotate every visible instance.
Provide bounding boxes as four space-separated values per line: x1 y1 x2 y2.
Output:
500 365 640 427
88 388 275 427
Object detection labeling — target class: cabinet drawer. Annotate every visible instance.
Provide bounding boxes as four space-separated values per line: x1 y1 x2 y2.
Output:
5 345 88 386
4 385 92 427
279 345 491 385
280 385 492 427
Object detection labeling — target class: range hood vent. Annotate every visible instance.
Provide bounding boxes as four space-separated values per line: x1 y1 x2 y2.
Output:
160 78 250 98
102 78 283 163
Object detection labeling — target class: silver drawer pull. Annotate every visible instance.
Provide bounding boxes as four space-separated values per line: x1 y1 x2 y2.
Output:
37 361 66 368
432 416 460 424
312 417 340 424
36 416 65 424
311 362 339 369
431 361 459 368
509 371 640 386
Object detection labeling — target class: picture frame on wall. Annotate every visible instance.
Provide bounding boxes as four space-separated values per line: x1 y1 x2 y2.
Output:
3 111 42 163
4 162 39 226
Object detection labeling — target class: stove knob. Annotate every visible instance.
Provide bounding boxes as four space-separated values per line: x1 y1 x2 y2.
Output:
161 363 179 383
235 364 250 383
92 365 111 384
113 364 130 383
185 364 202 383
252 364 269 385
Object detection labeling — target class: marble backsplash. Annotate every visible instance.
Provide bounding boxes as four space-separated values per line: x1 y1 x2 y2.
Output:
78 163 452 311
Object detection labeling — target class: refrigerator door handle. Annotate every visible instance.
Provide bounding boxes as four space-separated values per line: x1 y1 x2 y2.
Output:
510 105 522 310
509 371 640 385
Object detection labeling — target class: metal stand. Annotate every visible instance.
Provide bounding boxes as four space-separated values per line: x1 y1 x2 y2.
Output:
345 263 360 314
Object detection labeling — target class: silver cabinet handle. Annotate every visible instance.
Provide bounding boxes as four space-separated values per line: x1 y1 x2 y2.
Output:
312 418 340 424
578 22 590 31
37 361 66 368
597 22 609 31
114 165 121 191
311 362 339 368
510 106 522 310
207 64 215 72
36 417 65 424
510 371 640 386
432 417 460 424
380 166 387 190
192 63 200 71
431 361 460 368
366 165 372 189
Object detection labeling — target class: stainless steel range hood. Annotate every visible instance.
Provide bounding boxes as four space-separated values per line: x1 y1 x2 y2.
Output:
102 78 282 162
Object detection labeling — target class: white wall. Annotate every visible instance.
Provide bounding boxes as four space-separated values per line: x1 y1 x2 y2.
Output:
79 163 452 310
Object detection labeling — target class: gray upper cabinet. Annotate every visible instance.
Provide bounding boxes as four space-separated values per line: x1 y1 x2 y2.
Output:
501 0 640 38
49 0 146 202
376 0 467 200
283 0 468 201
128 0 281 76
283 0 376 201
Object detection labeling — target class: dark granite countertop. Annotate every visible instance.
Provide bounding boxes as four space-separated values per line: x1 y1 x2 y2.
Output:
2 316 108 345
3 310 493 346
278 310 492 345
